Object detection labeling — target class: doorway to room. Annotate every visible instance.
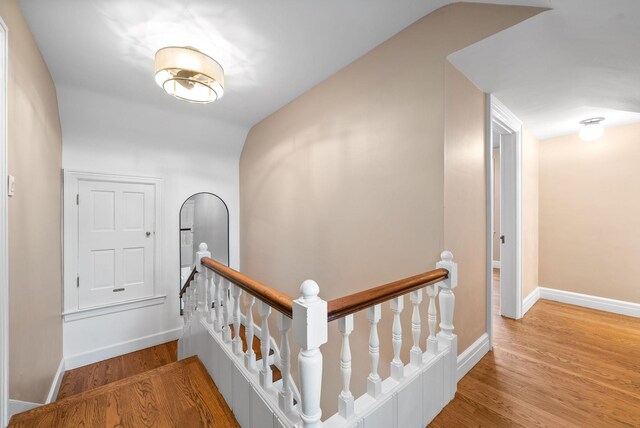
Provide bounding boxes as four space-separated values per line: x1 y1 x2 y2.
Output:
487 95 524 346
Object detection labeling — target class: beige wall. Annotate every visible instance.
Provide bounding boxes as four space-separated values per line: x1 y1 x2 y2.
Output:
0 0 63 403
240 3 541 417
539 123 640 303
523 129 539 300
443 62 486 351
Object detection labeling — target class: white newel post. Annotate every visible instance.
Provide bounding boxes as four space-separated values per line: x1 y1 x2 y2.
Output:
195 243 211 314
259 301 273 389
390 296 404 380
278 314 294 414
244 295 257 372
293 280 328 428
410 289 423 366
231 285 242 355
366 304 382 398
436 250 458 401
338 314 354 420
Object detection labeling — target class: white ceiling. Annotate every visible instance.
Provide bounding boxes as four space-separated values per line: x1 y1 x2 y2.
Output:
19 0 452 128
19 0 640 140
450 0 640 139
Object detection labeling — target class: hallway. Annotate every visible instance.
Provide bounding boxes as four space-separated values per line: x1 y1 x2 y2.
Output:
431 269 640 427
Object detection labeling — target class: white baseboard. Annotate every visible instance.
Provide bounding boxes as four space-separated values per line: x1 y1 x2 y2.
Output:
492 260 501 269
522 287 541 316
45 358 65 403
65 327 182 370
8 399 40 420
457 333 490 382
539 287 640 318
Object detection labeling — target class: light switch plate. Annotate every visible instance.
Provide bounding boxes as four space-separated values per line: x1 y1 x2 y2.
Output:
8 175 15 196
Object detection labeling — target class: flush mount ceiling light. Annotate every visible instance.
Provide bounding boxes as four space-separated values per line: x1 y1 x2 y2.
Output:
579 117 605 141
154 46 224 104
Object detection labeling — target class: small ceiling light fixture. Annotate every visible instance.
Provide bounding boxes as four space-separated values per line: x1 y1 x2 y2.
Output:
579 117 605 141
154 46 224 103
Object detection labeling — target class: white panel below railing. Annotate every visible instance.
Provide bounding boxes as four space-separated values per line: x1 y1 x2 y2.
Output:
182 311 455 428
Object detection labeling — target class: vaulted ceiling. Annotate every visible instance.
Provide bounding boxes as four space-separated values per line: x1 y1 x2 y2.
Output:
19 0 640 140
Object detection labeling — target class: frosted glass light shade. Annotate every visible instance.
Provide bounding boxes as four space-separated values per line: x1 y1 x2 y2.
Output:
154 46 224 103
579 118 604 142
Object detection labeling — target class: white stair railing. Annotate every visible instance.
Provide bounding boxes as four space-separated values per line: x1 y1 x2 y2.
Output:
181 244 457 428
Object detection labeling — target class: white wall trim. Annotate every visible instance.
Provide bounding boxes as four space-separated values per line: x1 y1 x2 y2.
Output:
7 400 40 420
522 287 540 316
456 333 490 382
63 295 166 322
65 327 181 370
492 260 501 269
62 170 164 314
0 17 9 428
539 287 640 318
45 359 65 404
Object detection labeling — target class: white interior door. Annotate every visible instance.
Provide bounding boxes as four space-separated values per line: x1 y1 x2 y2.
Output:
500 132 519 319
78 180 155 308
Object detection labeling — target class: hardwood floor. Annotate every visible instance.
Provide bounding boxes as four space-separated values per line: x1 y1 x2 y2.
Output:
9 356 239 428
57 341 178 400
430 269 640 427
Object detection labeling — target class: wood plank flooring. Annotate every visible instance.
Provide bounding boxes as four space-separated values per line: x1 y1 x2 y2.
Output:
430 269 640 427
9 356 239 428
57 341 178 400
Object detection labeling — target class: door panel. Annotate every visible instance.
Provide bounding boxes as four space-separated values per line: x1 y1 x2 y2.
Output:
500 133 518 319
78 180 155 308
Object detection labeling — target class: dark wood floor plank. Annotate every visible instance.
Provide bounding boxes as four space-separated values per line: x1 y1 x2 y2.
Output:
57 341 178 400
8 357 239 428
430 270 640 427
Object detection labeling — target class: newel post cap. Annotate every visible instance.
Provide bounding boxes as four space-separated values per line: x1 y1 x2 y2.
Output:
195 242 211 272
293 280 328 350
436 250 458 289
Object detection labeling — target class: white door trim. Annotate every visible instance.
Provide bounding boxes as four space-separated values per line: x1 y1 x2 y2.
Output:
0 17 9 428
486 95 524 347
63 170 165 318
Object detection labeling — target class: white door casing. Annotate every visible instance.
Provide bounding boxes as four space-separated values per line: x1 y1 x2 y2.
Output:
63 171 164 320
0 16 9 428
180 199 195 268
78 180 155 308
487 95 523 348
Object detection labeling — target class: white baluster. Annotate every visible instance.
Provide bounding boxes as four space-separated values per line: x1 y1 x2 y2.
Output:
367 304 382 398
222 279 231 342
205 270 213 324
259 301 273 389
427 284 439 354
390 296 404 380
214 273 222 333
338 314 354 419
244 295 257 372
293 280 328 428
436 250 458 401
410 289 423 365
278 314 294 414
231 284 242 355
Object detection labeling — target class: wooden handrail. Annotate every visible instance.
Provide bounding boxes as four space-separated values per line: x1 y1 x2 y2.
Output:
201 257 294 318
326 268 449 322
179 266 197 298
